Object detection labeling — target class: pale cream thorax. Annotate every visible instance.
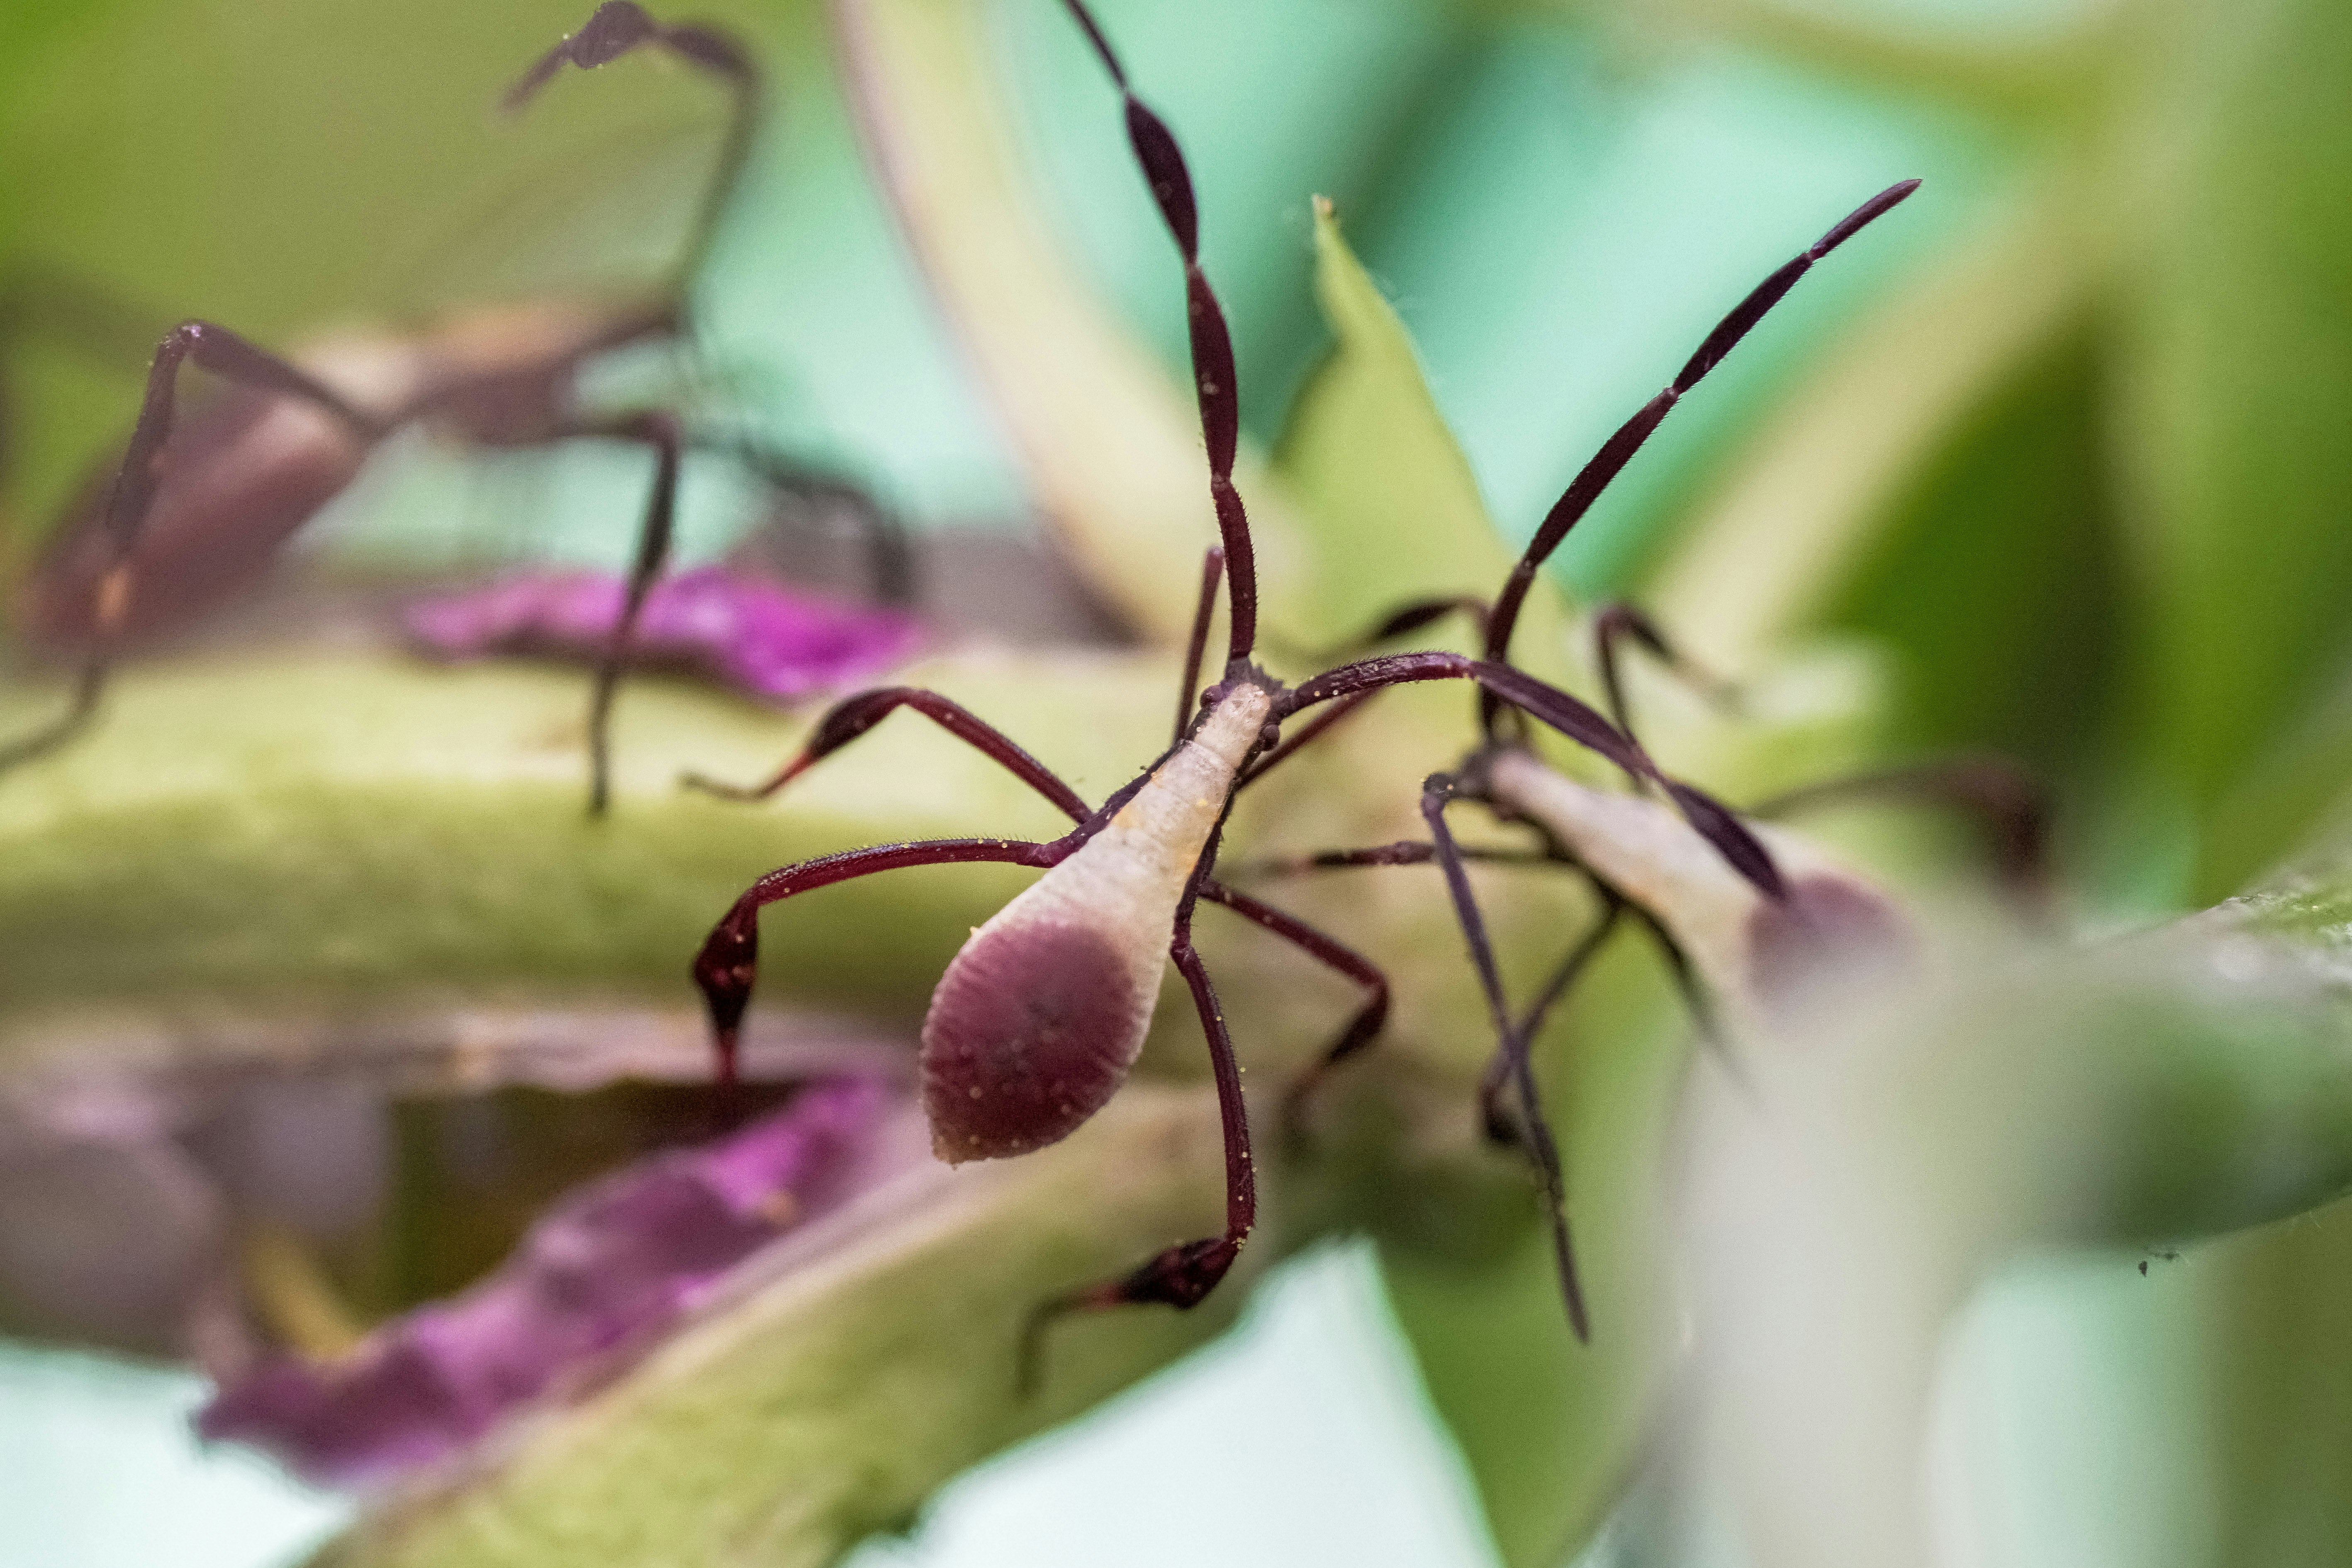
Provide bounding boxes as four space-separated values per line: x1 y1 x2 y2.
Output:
956 682 1271 997
1484 748 1880 1036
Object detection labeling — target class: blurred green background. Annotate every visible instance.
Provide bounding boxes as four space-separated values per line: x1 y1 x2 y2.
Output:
4 0 2351 1563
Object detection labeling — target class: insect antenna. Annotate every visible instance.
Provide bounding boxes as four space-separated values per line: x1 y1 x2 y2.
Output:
1059 0 1257 671
1480 180 1921 701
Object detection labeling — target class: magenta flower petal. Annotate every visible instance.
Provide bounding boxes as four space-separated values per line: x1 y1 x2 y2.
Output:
198 1077 895 1488
404 567 922 702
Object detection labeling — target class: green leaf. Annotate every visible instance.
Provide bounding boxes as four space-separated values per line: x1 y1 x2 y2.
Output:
1271 197 1568 664
2106 0 2352 899
1825 324 2122 782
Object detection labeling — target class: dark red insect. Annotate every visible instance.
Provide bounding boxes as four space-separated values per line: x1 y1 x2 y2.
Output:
1242 192 2057 1340
684 0 1779 1361
0 2 909 813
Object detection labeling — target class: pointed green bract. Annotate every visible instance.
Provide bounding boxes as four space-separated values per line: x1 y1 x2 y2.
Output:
1273 197 1571 678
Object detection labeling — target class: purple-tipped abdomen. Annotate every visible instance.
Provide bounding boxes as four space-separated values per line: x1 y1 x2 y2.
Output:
1745 872 1915 1013
920 918 1155 1163
915 683 1273 1165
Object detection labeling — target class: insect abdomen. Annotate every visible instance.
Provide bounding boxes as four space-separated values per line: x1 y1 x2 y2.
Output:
919 684 1270 1163
921 918 1155 1161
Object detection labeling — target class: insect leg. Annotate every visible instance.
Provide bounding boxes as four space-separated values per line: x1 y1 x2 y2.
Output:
1749 755 2051 901
691 835 1062 1086
1235 599 1497 791
1026 942 1255 1337
1197 880 1388 1136
1481 895 1622 1147
505 2 761 297
1234 691 1373 791
1019 888 1260 1391
530 411 687 818
1172 546 1224 742
1062 0 1258 666
698 434 917 606
451 409 802 818
0 322 384 777
1227 833 1741 1115
1592 601 1738 768
682 687 1090 823
1225 838 1558 880
1422 772 1590 1341
1286 652 1785 898
1220 832 1612 1144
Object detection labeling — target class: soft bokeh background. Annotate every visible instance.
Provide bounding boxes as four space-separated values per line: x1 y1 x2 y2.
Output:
4 0 2349 1563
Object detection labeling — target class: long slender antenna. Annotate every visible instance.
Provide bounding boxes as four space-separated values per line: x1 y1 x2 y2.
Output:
1060 0 1258 667
504 2 766 301
1481 180 1921 676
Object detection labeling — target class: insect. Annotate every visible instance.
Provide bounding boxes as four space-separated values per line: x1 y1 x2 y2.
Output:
0 1 909 813
1241 189 2054 1338
684 0 1779 1349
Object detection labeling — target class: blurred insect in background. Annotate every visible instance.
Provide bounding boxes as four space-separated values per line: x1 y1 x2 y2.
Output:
1240 182 2051 1340
0 1 913 813
683 0 1782 1376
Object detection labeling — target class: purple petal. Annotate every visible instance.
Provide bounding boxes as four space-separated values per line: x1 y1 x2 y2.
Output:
404 567 922 702
198 1076 894 1488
